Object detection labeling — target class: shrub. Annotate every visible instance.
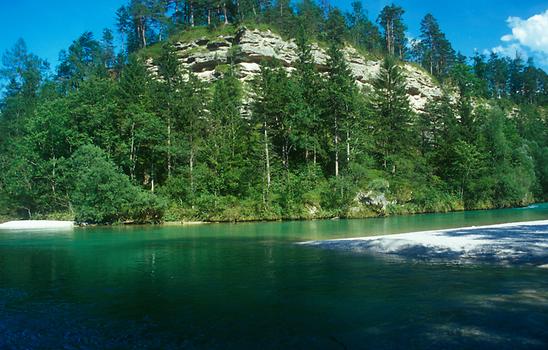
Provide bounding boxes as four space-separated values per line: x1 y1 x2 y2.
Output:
67 145 164 224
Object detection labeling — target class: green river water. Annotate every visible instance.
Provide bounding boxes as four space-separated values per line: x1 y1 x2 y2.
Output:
1 204 548 349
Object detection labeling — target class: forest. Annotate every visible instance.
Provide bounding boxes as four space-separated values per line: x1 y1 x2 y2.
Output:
0 0 547 224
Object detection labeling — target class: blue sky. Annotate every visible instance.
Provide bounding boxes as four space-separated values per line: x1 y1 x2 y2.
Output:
0 0 547 70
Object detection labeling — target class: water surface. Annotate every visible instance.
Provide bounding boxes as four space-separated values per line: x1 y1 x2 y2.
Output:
1 205 548 349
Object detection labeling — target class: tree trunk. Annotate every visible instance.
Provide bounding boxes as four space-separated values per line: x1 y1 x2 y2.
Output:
130 122 136 180
383 140 388 170
51 153 57 197
346 130 350 163
190 144 195 205
138 17 147 48
264 121 271 191
334 117 339 177
151 164 155 193
190 2 195 27
386 19 392 55
167 118 172 178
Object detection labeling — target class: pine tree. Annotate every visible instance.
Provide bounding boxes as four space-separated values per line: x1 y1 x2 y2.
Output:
346 1 382 52
324 43 358 177
377 5 407 59
325 8 347 44
370 57 413 174
416 14 455 78
117 55 162 187
203 68 248 199
156 42 183 178
294 29 323 164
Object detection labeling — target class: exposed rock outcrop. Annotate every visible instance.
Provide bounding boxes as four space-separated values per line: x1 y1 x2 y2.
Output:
147 27 443 113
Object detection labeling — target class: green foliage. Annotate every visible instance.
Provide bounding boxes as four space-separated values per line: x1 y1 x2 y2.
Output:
67 145 164 224
377 4 407 59
413 14 455 78
370 56 415 174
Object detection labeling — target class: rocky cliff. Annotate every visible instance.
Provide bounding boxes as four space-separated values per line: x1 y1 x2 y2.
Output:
147 27 443 113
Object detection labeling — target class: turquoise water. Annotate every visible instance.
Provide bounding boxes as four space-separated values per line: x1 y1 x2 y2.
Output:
1 205 547 349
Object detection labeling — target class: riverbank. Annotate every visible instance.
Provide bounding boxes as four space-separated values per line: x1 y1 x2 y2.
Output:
1 203 546 227
301 220 548 265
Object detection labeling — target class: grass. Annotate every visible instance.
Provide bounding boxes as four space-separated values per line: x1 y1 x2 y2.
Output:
215 64 231 74
140 24 239 60
169 24 238 43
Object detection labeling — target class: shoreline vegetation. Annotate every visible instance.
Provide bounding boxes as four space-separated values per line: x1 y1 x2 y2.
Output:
1 1 546 226
1 202 544 227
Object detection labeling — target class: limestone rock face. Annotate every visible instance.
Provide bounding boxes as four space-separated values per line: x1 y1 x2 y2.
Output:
150 27 443 113
354 190 394 213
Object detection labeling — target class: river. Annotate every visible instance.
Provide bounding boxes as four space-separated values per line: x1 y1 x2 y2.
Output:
1 204 547 349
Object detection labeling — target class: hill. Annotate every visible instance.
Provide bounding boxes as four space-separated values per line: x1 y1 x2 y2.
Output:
0 1 546 224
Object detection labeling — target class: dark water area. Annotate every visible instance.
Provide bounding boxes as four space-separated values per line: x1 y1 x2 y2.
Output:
1 205 548 349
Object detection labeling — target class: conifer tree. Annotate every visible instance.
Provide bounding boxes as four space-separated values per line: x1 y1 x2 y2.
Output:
324 43 358 177
346 1 382 52
294 29 323 164
204 68 248 198
416 14 455 78
370 57 413 174
377 5 407 59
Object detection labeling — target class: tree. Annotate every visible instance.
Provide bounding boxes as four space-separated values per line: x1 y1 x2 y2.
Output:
370 57 413 174
176 70 208 203
508 54 525 100
324 43 358 177
155 42 183 178
471 52 489 97
68 145 163 224
0 39 48 136
294 29 324 164
57 32 105 91
449 62 483 142
101 29 117 70
202 68 249 200
1 39 48 96
451 140 483 203
295 0 324 39
486 52 509 98
252 62 300 197
346 1 382 52
377 4 407 59
325 8 347 44
415 13 455 78
117 55 163 186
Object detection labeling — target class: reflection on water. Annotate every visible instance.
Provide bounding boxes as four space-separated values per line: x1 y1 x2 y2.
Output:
0 205 547 349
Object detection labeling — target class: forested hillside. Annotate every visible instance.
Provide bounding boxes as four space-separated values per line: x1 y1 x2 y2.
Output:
0 1 547 224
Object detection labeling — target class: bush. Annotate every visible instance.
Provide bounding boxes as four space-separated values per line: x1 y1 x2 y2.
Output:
67 145 164 224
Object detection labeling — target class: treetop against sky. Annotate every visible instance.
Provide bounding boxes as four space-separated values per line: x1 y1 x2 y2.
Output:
0 0 547 71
